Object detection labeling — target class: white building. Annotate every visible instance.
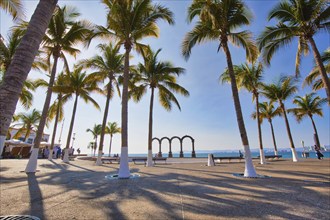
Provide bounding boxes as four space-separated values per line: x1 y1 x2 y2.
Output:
9 127 50 144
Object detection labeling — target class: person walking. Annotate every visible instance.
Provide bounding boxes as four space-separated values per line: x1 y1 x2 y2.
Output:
314 145 324 160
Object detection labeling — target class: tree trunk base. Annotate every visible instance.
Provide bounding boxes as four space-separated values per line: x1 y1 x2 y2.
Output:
95 150 103 166
0 135 5 159
207 154 215 166
259 149 266 165
48 149 53 161
291 148 299 162
243 145 257 177
118 146 130 178
146 150 153 167
63 148 70 163
25 148 39 173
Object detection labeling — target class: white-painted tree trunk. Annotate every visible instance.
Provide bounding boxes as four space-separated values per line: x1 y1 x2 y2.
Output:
48 149 53 161
25 148 39 173
274 149 278 156
207 154 215 166
243 145 257 177
259 149 266 164
0 135 5 159
62 148 69 163
118 146 130 178
146 150 153 167
95 150 103 166
291 148 299 162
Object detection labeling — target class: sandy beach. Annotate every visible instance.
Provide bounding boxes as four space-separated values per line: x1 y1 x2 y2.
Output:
0 157 329 220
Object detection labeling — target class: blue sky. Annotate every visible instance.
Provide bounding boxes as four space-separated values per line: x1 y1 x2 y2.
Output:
1 0 329 154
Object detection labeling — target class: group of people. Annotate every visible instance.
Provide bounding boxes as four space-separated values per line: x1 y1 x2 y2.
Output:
314 145 324 160
40 146 81 159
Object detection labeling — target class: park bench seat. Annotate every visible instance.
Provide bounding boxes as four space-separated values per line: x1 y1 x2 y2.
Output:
212 154 244 164
258 155 282 159
101 157 120 164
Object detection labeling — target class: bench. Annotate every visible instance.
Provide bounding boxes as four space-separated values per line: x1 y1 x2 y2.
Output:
258 155 282 159
212 155 243 164
102 157 120 164
153 157 167 164
132 157 167 165
69 155 76 161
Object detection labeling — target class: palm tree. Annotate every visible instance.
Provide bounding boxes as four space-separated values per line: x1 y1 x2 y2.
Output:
252 102 282 156
132 47 189 166
304 48 330 91
262 76 299 162
220 62 266 164
90 0 174 178
105 122 121 157
0 0 57 161
13 109 41 142
0 0 24 20
79 42 123 165
86 124 102 157
25 5 91 171
182 0 258 177
288 93 327 149
0 30 47 109
61 66 101 162
258 0 330 104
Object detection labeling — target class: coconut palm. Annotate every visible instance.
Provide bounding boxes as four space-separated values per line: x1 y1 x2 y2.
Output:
304 48 330 91
0 0 57 161
182 0 258 177
79 42 123 165
252 102 282 155
132 47 189 166
61 66 101 162
220 62 266 164
90 0 174 178
288 93 327 149
105 122 121 157
0 0 24 20
25 5 92 171
258 0 330 104
13 109 41 142
86 124 102 157
261 76 299 161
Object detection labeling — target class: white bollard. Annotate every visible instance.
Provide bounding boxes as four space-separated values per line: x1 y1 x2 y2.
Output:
208 154 215 166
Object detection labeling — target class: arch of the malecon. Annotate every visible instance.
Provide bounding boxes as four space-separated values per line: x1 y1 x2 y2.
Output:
152 135 196 158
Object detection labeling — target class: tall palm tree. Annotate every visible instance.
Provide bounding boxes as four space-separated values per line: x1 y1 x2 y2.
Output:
288 93 326 149
252 102 282 156
0 0 24 20
304 48 330 91
61 66 101 162
86 124 102 157
105 122 121 157
258 0 330 104
182 0 258 177
0 0 57 159
262 76 299 162
220 62 266 164
25 5 91 171
132 47 189 166
79 42 123 165
0 30 47 109
90 0 174 178
13 109 41 142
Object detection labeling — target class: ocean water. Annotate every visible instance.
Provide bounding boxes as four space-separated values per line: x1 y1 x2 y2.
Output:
103 151 330 159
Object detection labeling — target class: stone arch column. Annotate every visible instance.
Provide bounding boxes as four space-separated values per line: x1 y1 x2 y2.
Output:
170 136 181 158
182 135 196 158
152 138 161 157
161 137 171 158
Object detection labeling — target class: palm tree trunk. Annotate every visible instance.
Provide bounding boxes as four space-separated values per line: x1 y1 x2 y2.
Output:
222 41 257 177
0 0 57 159
255 93 266 164
63 94 79 163
24 127 31 142
308 37 330 105
309 115 321 148
280 102 298 162
118 44 131 178
147 87 155 167
269 119 278 155
96 78 113 165
25 55 59 172
109 135 113 157
48 95 62 160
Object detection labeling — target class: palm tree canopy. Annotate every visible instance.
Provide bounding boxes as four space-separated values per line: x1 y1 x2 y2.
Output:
304 48 330 90
86 124 102 139
105 122 121 136
261 76 298 104
0 0 24 20
251 101 282 124
257 0 330 75
131 46 190 111
13 108 41 139
288 92 327 122
89 0 174 51
182 0 258 62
